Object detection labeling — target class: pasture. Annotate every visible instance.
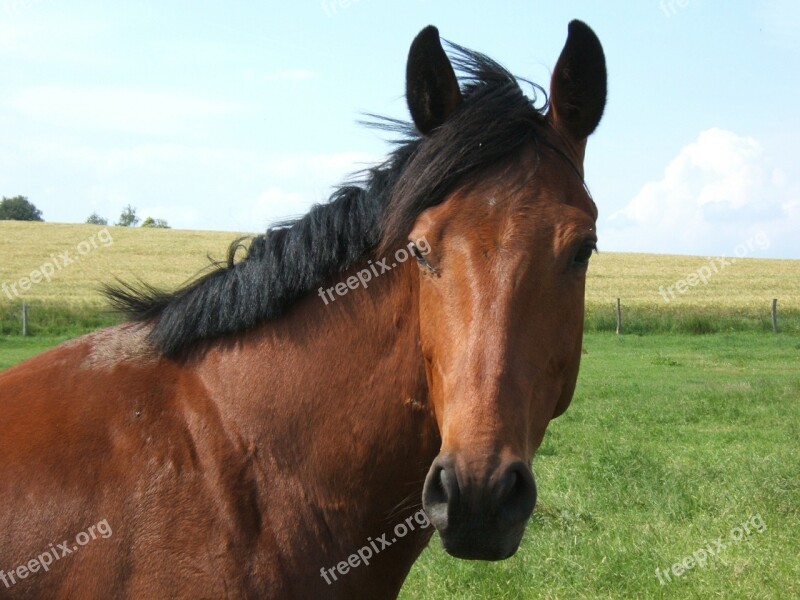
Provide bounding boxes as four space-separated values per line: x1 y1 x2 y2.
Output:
1 222 798 598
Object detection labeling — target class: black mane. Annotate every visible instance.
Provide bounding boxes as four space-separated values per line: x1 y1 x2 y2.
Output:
105 42 553 356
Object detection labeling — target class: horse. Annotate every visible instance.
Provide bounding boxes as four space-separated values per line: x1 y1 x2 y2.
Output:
0 20 606 599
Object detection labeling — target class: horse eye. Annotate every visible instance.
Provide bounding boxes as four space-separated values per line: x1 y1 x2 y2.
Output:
410 243 437 273
572 242 597 268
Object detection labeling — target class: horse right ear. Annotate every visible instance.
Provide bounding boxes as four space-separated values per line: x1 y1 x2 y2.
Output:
406 25 463 136
548 20 607 143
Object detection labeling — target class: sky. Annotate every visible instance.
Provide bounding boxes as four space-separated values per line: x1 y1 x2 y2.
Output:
1 0 798 258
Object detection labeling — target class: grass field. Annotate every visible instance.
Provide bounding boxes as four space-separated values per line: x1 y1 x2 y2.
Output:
0 221 240 304
0 221 245 335
2 222 799 598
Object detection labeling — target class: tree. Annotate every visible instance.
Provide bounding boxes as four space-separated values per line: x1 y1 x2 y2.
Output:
116 204 139 227
141 216 171 229
0 196 43 221
86 212 108 225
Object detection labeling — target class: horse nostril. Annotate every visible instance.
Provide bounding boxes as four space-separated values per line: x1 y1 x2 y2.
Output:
494 470 518 502
494 462 537 526
422 456 460 529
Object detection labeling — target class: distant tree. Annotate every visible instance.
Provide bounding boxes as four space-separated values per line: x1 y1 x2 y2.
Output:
141 216 171 229
86 212 109 225
116 204 139 227
0 196 43 221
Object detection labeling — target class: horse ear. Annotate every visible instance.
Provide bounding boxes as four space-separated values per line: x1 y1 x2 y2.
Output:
406 25 463 136
549 20 607 142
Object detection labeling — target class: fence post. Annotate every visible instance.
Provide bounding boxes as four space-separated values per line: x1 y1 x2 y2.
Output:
615 298 622 335
22 302 29 337
772 298 779 334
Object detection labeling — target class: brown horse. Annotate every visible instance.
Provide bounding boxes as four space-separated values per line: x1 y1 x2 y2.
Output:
0 21 606 599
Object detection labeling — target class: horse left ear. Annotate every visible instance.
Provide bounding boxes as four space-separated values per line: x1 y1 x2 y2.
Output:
548 20 607 143
406 25 463 136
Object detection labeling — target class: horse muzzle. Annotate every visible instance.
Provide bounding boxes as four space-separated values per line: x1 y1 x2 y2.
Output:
422 453 537 560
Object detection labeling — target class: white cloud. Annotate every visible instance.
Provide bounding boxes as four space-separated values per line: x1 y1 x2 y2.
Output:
603 128 799 257
7 86 249 135
10 139 377 188
235 187 311 229
0 135 381 231
0 18 108 64
270 151 376 181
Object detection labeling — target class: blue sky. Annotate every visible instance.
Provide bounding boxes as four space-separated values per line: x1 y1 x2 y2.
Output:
1 0 798 258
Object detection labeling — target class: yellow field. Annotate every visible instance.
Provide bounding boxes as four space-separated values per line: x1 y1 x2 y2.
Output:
585 251 799 312
1 221 798 315
0 222 242 305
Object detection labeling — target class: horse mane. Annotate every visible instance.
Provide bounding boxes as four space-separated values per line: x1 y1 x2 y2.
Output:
104 41 552 356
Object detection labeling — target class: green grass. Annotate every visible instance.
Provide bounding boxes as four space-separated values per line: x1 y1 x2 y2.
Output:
2 301 797 338
0 301 121 337
399 333 800 599
0 336 72 369
583 303 800 335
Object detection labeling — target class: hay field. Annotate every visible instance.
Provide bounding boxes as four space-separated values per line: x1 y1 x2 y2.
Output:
1 221 798 320
586 251 799 312
0 221 246 305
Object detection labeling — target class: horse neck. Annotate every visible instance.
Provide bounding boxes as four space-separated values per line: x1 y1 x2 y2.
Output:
193 259 440 590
